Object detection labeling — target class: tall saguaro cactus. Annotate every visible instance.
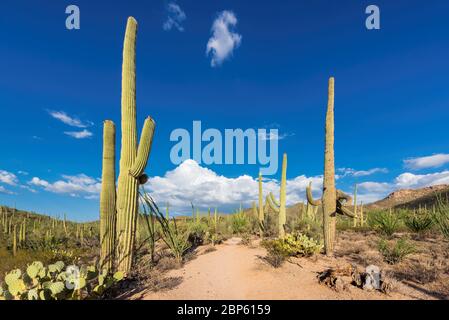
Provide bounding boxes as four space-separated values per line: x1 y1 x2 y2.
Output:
99 17 156 275
100 121 117 272
323 77 337 255
306 78 355 256
115 17 156 273
353 184 358 227
267 153 287 237
258 173 264 235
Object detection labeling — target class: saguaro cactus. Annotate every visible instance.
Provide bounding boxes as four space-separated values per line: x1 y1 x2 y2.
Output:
115 17 156 273
100 120 117 272
12 225 17 256
267 153 287 237
306 78 354 256
258 173 264 235
353 184 358 227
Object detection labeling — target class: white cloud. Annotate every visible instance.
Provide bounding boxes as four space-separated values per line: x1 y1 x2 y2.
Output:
404 154 449 170
163 2 186 32
0 185 16 195
64 129 93 139
338 167 388 178
206 10 242 67
0 170 18 186
20 185 37 193
145 159 322 214
29 174 101 198
358 181 392 193
18 171 29 176
395 171 449 188
48 110 93 128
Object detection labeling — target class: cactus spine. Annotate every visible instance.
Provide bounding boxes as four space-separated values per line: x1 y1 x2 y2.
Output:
115 17 156 273
100 120 116 272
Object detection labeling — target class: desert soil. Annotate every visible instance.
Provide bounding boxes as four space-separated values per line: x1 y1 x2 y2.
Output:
129 237 440 300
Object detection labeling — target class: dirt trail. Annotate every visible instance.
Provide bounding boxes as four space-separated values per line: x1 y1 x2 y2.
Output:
133 238 435 300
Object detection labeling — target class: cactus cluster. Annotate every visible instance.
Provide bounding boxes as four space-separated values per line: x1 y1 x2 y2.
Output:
0 261 123 300
99 17 156 274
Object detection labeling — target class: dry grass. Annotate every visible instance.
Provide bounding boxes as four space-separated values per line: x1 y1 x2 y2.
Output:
334 230 449 299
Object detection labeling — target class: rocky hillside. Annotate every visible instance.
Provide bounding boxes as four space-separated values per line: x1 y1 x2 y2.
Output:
368 184 449 210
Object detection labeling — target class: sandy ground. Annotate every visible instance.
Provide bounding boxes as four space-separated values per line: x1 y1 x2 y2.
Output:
129 237 440 300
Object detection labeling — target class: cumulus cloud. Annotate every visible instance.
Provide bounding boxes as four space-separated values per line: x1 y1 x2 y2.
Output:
64 129 93 139
395 171 449 188
163 2 186 32
145 159 322 214
206 10 242 67
0 185 16 195
0 170 18 186
338 167 388 178
404 154 449 170
29 174 101 198
48 110 93 128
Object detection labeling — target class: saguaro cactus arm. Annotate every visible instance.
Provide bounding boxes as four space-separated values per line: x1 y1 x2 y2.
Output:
336 189 355 218
267 192 280 213
129 117 156 178
269 192 280 207
100 120 116 272
306 182 322 206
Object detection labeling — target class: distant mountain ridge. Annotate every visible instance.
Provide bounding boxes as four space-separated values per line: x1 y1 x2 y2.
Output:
368 184 449 210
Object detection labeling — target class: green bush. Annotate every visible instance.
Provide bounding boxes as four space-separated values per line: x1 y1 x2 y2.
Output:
229 211 249 234
262 233 323 260
370 210 400 236
432 197 449 239
378 238 415 264
0 261 123 300
403 212 433 234
187 221 209 246
260 240 290 268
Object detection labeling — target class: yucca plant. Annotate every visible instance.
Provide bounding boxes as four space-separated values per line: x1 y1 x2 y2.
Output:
404 212 433 234
378 238 415 264
141 191 190 264
370 209 400 236
428 195 449 239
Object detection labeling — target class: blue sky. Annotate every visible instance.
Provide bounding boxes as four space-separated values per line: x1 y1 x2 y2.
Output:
1 0 449 221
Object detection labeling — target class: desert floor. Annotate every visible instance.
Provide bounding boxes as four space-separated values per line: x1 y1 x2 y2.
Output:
125 234 448 300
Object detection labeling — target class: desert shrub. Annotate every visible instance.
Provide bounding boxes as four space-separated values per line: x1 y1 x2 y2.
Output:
260 240 290 268
431 196 449 239
240 233 252 246
187 220 208 246
378 238 415 264
0 260 123 300
229 211 249 234
261 232 323 267
294 215 322 240
370 210 400 236
403 212 433 234
141 194 191 264
259 212 277 238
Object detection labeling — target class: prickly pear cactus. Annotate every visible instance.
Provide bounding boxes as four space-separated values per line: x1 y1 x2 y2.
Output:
0 261 123 300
